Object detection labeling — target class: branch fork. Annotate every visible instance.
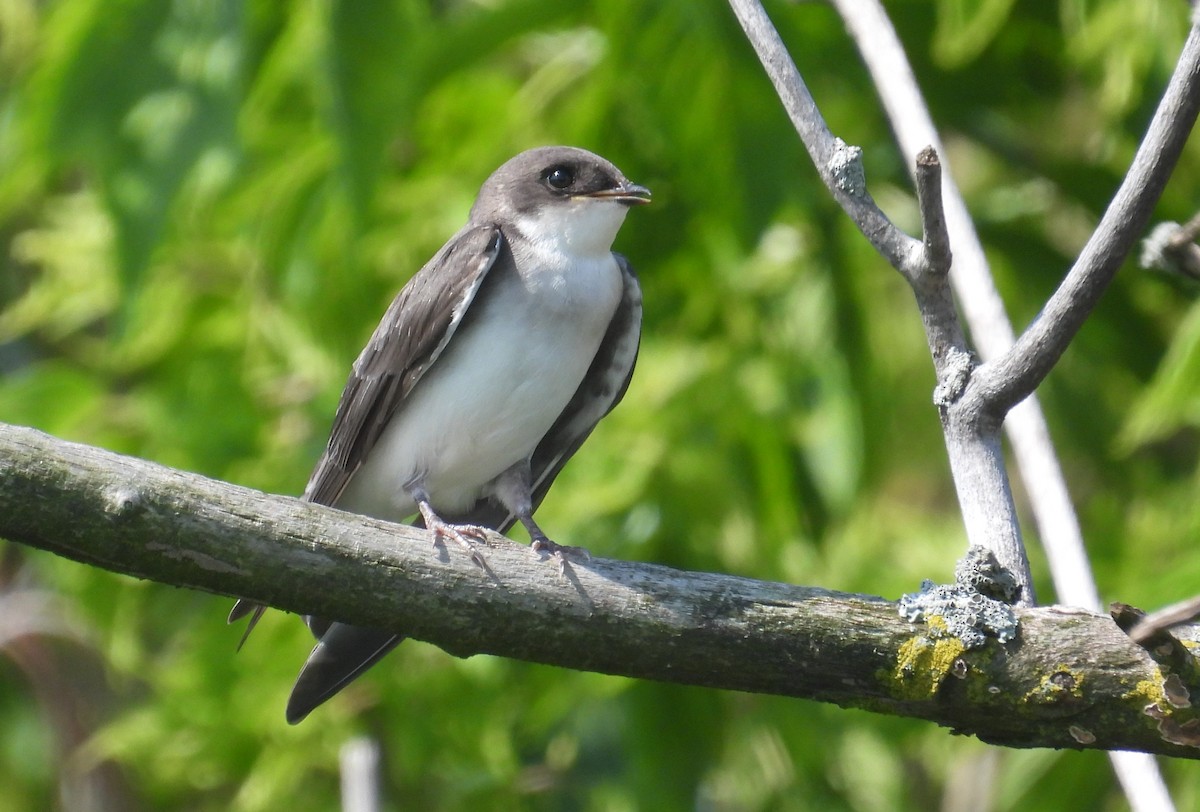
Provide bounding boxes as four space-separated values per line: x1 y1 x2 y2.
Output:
729 0 1200 609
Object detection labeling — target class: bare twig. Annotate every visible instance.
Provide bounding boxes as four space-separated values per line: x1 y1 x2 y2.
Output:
1166 212 1200 250
974 25 1200 414
1141 213 1200 280
977 54 1200 802
828 2 1196 808
725 0 918 273
914 147 951 276
910 148 971 405
980 17 1200 805
831 0 1105 615
1129 596 1200 646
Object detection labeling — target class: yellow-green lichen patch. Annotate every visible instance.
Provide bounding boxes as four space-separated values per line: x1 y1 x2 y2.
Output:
1172 641 1200 683
888 629 968 701
1123 668 1169 711
1021 667 1086 707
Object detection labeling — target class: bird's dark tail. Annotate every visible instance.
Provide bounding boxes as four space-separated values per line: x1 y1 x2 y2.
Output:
285 624 405 724
227 600 267 651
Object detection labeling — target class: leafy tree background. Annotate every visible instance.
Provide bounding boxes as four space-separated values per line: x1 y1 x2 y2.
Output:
2 0 1199 809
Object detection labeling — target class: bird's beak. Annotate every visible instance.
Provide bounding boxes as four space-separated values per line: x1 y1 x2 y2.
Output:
585 181 652 206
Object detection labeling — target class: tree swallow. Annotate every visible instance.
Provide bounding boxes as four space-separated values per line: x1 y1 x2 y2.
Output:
229 146 650 723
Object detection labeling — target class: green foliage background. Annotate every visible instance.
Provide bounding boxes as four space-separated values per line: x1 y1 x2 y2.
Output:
2 0 1199 809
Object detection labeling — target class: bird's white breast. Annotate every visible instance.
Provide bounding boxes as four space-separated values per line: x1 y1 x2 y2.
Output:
337 230 625 521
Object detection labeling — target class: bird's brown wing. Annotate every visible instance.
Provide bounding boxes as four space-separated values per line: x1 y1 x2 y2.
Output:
304 225 505 506
228 225 504 632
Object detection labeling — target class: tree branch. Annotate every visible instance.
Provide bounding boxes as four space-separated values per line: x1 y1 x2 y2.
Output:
725 0 919 273
972 23 1200 414
2 421 1199 758
741 1 1197 804
831 0 1105 616
728 0 1033 597
1141 213 1200 280
914 147 952 276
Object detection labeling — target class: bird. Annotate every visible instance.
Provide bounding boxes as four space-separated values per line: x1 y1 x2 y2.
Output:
229 146 650 723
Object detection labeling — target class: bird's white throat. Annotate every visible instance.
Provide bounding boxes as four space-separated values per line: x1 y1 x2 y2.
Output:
512 197 631 260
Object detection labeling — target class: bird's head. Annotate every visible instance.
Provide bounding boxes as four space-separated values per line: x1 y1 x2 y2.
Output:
473 146 650 257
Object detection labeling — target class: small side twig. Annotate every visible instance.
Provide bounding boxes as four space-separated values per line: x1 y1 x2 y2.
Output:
911 147 972 405
914 146 952 277
1128 596 1200 646
1166 212 1200 250
1141 213 1200 280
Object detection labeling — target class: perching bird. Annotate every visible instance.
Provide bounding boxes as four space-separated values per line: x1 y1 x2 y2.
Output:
229 146 650 723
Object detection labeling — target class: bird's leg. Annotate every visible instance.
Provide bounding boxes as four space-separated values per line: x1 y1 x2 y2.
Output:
409 486 490 568
489 460 591 569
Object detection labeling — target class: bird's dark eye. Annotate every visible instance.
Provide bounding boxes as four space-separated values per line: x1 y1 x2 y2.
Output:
544 165 575 190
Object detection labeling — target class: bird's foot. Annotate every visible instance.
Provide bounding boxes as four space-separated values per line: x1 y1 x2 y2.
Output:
431 520 490 568
530 536 591 574
418 503 490 568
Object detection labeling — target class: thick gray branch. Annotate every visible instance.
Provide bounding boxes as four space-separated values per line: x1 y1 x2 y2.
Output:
2 422 1199 758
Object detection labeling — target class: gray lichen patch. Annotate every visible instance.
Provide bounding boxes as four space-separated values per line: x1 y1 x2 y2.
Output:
899 547 1019 649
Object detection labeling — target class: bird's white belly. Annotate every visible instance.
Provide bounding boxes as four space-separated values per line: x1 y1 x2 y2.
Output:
337 252 622 521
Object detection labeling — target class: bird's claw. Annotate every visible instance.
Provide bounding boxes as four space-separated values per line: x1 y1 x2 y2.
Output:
531 537 591 574
428 520 490 569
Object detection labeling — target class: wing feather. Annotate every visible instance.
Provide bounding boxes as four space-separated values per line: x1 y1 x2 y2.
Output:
229 226 503 636
528 253 643 508
304 226 504 506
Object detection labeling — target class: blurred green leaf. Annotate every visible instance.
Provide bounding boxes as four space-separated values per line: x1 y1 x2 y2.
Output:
1119 300 1200 449
933 0 1019 68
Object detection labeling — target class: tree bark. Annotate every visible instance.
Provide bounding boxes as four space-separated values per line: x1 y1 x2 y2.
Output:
2 421 1197 758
